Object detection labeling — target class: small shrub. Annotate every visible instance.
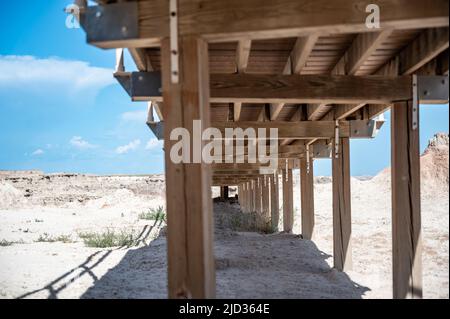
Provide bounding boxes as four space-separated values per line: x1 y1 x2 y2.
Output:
36 233 73 243
78 229 136 248
139 206 166 222
0 239 24 247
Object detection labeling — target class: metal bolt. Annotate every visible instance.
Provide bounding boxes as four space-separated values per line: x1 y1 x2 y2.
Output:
138 76 144 81
423 90 430 96
171 50 178 55
121 26 128 35
95 11 102 18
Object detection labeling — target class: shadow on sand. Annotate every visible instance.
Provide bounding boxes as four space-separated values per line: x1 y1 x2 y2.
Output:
19 203 370 299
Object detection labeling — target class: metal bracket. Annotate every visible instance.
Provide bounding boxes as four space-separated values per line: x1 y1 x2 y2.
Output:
312 144 332 159
306 144 311 174
170 0 179 84
417 75 449 103
349 120 379 138
334 121 340 159
83 2 139 43
413 75 449 130
114 72 162 100
412 74 419 130
146 121 165 141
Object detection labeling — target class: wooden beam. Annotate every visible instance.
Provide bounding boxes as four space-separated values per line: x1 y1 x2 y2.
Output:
161 37 215 298
391 101 423 299
282 167 294 233
300 157 315 240
212 120 351 139
400 27 449 75
210 74 412 104
88 0 449 48
269 174 280 232
332 137 352 271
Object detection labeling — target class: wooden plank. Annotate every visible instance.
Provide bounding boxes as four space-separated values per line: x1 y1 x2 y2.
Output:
161 37 215 298
400 27 449 75
210 74 412 104
391 101 423 299
300 157 315 240
282 167 294 233
269 174 280 232
332 137 352 271
91 0 449 48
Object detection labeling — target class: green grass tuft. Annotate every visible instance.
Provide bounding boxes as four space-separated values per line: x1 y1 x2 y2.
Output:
36 233 74 243
0 239 24 247
78 229 136 248
138 206 166 222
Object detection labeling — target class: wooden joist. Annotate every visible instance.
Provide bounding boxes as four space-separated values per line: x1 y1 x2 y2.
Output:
399 27 449 75
365 27 449 119
86 0 449 48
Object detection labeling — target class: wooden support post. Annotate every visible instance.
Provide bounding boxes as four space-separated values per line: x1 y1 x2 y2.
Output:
249 180 254 213
332 137 352 271
270 173 280 232
282 168 294 233
391 101 423 299
220 186 229 199
161 37 215 298
262 176 271 231
300 157 315 240
255 177 262 229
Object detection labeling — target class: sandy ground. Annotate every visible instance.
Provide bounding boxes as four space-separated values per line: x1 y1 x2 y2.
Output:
0 134 448 299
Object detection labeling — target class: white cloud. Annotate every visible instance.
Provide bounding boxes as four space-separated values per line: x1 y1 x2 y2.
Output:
0 55 115 93
145 138 163 150
120 110 147 122
70 136 96 150
32 149 44 156
116 139 141 154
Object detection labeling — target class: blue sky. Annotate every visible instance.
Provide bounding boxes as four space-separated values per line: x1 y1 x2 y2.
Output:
0 1 448 176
